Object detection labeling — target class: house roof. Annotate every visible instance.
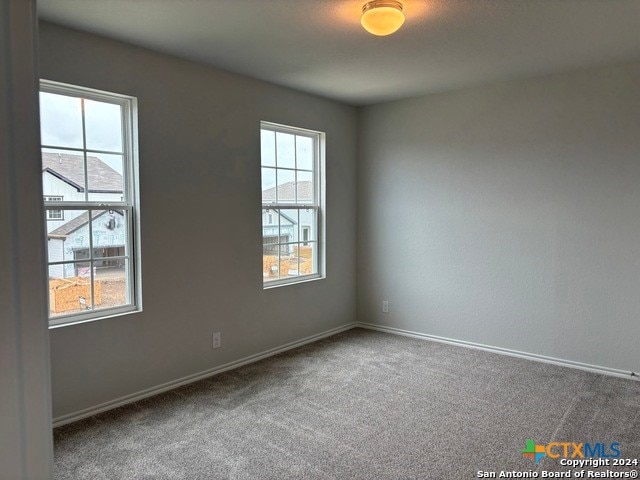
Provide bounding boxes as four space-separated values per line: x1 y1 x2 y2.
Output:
262 181 313 203
42 152 123 193
48 210 123 239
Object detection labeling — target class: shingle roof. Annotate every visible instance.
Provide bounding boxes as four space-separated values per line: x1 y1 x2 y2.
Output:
42 152 123 193
48 210 123 239
262 181 313 203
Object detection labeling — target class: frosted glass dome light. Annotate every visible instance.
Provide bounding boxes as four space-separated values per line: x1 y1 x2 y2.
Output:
361 1 405 36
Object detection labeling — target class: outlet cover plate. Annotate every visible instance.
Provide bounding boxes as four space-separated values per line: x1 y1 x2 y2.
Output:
382 301 389 314
212 332 221 349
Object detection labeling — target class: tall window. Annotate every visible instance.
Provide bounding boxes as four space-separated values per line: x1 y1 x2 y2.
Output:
40 80 141 326
261 122 325 287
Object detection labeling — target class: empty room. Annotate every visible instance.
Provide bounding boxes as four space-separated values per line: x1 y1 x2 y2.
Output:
2 0 640 479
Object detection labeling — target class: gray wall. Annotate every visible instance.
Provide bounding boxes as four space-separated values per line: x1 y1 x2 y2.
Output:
39 22 358 419
358 61 640 374
1 1 53 478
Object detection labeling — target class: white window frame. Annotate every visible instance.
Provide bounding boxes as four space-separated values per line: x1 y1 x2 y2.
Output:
44 196 64 220
41 79 142 327
261 121 326 288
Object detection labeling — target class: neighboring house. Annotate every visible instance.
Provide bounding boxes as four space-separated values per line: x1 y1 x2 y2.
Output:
43 152 125 278
262 180 314 250
262 209 296 253
48 210 126 279
261 180 313 204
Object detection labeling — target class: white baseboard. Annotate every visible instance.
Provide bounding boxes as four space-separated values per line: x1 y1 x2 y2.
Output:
357 322 638 381
54 320 637 427
52 322 357 428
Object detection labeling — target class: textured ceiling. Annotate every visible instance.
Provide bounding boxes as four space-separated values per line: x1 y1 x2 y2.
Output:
38 0 640 105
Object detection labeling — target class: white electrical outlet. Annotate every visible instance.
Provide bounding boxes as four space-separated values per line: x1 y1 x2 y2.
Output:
212 332 221 349
382 300 389 314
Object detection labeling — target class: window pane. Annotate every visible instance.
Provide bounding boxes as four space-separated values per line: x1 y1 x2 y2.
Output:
92 209 129 256
84 99 123 152
261 167 276 203
263 246 280 281
48 262 93 317
279 243 294 279
296 170 313 204
296 135 314 171
46 209 87 263
279 209 299 244
87 153 124 202
288 245 301 277
276 169 295 203
39 92 83 148
295 242 317 276
260 129 276 167
276 132 295 169
262 208 279 245
42 148 87 197
94 259 130 311
299 209 317 242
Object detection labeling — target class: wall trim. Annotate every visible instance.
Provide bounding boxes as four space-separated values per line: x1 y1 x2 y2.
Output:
53 322 357 428
54 320 638 428
357 322 638 381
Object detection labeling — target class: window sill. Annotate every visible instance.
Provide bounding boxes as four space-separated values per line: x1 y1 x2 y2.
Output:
263 274 324 290
48 305 142 329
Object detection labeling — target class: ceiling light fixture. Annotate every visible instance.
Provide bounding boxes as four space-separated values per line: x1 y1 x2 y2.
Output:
361 1 405 36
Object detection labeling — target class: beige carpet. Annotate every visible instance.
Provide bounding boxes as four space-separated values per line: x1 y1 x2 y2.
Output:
54 328 640 479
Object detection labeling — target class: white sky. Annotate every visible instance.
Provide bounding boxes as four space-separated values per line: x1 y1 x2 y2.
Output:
39 92 124 174
260 129 314 193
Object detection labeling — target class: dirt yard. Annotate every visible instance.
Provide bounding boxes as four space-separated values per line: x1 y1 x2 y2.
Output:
49 277 126 316
99 279 127 308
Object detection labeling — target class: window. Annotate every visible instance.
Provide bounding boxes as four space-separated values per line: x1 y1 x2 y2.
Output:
261 122 325 286
40 80 141 326
44 196 64 220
